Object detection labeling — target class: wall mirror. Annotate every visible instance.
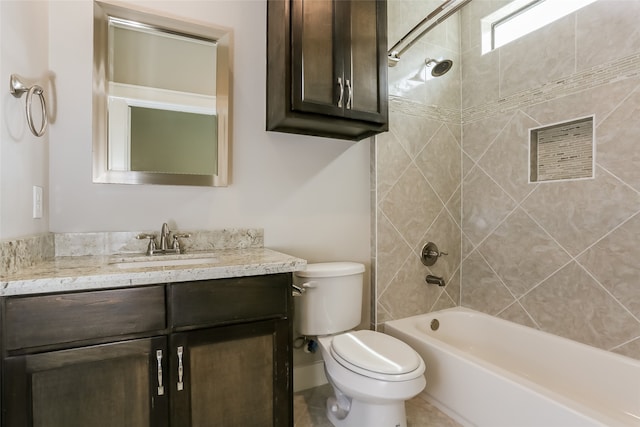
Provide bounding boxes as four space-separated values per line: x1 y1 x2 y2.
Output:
93 1 231 186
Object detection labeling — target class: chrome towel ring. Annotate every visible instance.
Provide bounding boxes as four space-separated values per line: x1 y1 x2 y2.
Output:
9 74 48 137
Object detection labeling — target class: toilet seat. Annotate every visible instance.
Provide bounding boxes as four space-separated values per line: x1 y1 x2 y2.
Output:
330 330 425 382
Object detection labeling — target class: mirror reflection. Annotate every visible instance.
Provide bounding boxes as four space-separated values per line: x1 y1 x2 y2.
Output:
93 1 230 186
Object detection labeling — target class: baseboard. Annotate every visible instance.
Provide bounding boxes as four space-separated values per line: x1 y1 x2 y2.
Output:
293 360 328 392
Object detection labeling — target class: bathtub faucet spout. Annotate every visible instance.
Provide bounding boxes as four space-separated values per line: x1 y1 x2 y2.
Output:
426 275 445 287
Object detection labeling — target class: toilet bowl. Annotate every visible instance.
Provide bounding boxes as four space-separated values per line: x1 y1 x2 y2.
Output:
294 262 426 427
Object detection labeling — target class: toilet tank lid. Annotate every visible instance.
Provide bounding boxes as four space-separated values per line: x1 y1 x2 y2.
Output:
294 262 365 278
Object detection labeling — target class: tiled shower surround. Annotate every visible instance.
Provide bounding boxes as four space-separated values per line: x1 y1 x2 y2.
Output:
376 0 640 360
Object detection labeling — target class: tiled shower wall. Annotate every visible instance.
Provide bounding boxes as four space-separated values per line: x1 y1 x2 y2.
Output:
376 0 640 360
374 0 463 327
460 0 640 359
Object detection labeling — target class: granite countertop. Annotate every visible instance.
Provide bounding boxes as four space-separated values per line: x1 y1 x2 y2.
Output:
0 248 307 297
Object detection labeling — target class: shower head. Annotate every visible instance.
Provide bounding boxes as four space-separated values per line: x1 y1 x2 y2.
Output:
425 58 453 77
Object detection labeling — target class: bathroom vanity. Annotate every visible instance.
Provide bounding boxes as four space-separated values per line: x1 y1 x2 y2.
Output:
0 244 305 427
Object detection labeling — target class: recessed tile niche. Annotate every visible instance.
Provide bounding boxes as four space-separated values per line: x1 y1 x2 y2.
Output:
529 116 594 182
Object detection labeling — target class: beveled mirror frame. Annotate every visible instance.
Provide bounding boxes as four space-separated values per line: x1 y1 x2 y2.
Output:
93 1 231 186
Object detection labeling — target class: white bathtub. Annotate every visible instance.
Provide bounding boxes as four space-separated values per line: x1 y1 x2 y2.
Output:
385 307 640 427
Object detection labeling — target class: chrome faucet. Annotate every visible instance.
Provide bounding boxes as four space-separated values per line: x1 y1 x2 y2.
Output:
137 222 191 255
159 223 170 252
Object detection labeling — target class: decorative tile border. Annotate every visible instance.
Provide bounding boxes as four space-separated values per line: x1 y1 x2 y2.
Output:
462 53 640 124
389 96 461 123
390 53 640 124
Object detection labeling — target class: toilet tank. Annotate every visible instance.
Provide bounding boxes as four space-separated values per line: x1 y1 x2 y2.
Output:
294 262 365 336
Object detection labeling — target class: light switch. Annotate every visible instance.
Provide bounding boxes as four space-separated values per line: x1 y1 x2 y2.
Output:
33 186 43 219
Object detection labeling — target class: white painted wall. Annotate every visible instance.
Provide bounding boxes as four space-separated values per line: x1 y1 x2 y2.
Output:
0 0 371 268
0 1 50 239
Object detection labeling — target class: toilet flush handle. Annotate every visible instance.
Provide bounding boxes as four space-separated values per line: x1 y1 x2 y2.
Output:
291 281 317 296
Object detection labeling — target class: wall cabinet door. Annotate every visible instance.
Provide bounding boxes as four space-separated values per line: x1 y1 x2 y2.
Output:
267 0 388 141
291 0 386 123
3 337 168 427
170 319 291 427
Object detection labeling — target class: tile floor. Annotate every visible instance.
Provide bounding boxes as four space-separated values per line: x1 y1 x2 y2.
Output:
293 384 463 427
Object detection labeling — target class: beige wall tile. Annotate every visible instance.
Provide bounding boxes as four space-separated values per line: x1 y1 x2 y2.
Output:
521 262 640 351
379 254 446 320
497 302 538 329
613 338 640 360
390 110 444 159
579 213 640 318
499 14 575 97
479 208 571 297
522 167 640 256
380 165 443 249
462 113 513 161
596 86 640 192
443 267 461 307
461 250 515 314
445 186 461 227
477 111 539 203
462 167 517 245
416 124 462 203
375 128 412 200
576 0 640 71
421 209 461 283
523 77 640 127
376 211 413 293
461 45 500 109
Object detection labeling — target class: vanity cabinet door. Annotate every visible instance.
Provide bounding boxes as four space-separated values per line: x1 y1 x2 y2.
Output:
3 337 169 427
170 319 291 427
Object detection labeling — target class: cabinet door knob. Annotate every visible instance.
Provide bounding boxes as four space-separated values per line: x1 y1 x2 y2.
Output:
156 350 165 396
177 346 185 391
337 77 344 108
345 79 352 110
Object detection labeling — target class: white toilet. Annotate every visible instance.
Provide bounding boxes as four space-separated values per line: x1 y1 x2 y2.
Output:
294 262 426 427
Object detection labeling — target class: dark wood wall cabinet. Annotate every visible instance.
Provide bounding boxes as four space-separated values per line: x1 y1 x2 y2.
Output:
1 274 293 427
267 0 388 141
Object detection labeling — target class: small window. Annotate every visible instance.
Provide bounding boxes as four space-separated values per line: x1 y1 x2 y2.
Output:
482 0 599 54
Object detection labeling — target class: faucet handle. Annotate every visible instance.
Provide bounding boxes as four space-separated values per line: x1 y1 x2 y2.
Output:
172 233 191 252
137 233 158 255
137 233 156 240
421 242 447 266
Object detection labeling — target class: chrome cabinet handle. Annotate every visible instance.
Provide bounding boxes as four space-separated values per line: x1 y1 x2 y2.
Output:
337 77 344 108
345 79 353 110
177 346 184 391
156 350 164 396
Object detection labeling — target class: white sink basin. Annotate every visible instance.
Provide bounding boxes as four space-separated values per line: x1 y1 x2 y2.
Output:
112 256 219 269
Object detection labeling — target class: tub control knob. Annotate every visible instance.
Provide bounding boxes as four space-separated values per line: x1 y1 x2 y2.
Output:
421 242 447 266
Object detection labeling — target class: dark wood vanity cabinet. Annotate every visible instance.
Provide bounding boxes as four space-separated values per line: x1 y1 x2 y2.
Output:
267 0 388 141
1 274 293 427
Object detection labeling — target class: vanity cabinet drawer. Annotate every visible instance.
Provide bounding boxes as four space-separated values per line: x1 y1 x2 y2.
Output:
170 274 290 329
4 286 166 352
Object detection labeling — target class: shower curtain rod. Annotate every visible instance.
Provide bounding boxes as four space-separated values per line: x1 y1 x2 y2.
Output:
387 0 473 66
